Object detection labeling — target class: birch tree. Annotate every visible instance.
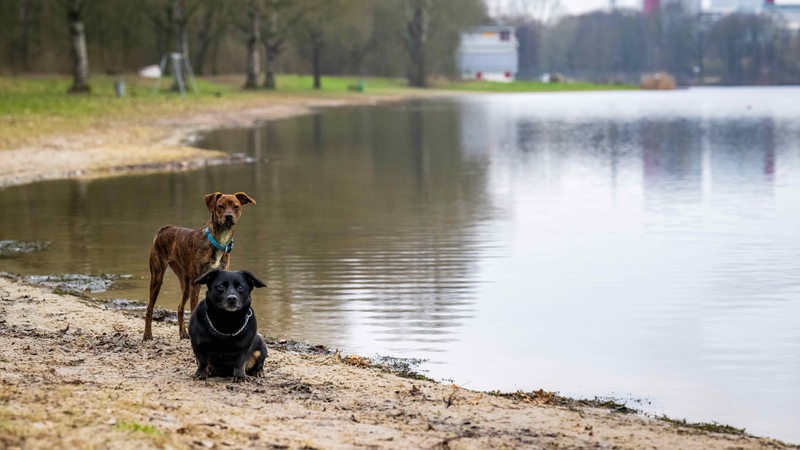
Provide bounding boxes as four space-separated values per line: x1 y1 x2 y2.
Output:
60 0 90 93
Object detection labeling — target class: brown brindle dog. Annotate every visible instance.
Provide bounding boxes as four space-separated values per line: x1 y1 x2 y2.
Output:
143 192 256 340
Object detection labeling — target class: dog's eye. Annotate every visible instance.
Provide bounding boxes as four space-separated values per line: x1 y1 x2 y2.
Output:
217 204 224 209
216 285 225 292
237 286 245 292
234 205 240 209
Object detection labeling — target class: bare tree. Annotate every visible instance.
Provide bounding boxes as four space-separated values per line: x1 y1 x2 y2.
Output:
169 0 200 90
261 0 304 89
309 25 323 89
11 0 37 72
171 0 188 57
263 8 281 88
709 13 782 84
292 0 356 90
59 0 90 93
404 0 430 87
243 0 261 89
193 0 229 75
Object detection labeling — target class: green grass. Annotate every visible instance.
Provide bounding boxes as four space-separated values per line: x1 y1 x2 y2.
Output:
0 74 413 118
0 74 633 119
0 73 632 149
266 74 409 93
114 420 160 436
0 74 397 147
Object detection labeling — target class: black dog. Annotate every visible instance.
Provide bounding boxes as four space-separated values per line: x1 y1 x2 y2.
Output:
189 269 267 381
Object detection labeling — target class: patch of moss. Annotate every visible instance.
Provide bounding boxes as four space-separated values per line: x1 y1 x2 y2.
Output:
114 420 160 436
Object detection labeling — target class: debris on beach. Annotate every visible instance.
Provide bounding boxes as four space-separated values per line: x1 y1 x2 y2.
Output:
22 273 127 294
0 240 51 258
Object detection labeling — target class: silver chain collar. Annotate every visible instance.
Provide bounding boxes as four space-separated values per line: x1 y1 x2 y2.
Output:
205 308 253 337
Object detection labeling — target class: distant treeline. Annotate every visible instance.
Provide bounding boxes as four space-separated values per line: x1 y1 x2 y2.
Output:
1 0 797 87
515 3 800 85
0 0 487 88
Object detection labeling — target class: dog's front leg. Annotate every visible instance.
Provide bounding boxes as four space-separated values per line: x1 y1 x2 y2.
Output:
193 356 211 380
232 367 246 382
232 352 250 382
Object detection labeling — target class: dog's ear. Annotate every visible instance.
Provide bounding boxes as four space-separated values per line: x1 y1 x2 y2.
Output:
195 269 221 286
204 192 222 213
238 270 267 288
234 192 256 206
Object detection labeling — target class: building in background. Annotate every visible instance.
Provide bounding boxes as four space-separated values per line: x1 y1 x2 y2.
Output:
457 26 519 82
644 0 660 14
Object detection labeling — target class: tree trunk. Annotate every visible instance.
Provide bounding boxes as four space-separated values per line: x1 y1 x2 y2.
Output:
244 0 261 89
262 10 281 90
13 0 34 72
170 0 189 91
310 29 322 90
211 36 220 76
406 0 429 88
67 0 90 93
192 6 215 75
263 42 280 89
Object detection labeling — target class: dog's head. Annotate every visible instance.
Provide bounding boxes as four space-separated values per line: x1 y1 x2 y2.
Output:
195 269 266 312
204 192 256 228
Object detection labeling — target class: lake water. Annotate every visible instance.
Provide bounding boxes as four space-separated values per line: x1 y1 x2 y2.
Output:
1 88 799 442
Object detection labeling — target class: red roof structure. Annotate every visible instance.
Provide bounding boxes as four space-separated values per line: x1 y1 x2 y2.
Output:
644 0 660 14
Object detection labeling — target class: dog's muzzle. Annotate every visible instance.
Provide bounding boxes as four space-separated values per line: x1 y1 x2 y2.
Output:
224 295 241 311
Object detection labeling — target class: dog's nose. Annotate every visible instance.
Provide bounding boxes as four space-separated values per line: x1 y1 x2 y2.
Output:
224 214 235 222
226 295 238 303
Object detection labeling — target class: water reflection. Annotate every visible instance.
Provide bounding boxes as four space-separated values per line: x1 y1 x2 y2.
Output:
1 88 800 442
197 103 493 350
452 89 799 442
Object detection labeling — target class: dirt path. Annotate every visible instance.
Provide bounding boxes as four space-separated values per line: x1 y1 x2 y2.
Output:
1 94 797 448
0 276 794 449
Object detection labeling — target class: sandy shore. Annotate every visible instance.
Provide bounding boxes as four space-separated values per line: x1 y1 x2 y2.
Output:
1 276 794 449
1 94 797 448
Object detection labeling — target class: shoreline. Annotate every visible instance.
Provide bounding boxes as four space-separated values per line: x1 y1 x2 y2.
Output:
1 92 798 448
0 275 794 449
0 91 448 188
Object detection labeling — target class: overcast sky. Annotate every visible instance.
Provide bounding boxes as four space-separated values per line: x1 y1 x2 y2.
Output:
560 0 639 15
484 0 642 19
484 0 800 20
559 0 800 15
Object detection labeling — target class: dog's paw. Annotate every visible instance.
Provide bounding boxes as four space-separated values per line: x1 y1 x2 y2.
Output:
232 368 247 382
193 370 209 380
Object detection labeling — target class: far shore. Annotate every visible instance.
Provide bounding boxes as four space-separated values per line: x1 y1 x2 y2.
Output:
0 82 458 187
1 79 797 448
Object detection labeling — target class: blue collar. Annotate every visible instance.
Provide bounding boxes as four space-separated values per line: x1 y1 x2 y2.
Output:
204 227 234 253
